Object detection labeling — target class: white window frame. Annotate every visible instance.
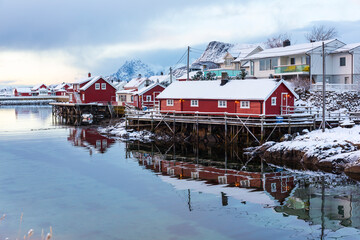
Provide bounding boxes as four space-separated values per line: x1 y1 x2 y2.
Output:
101 83 106 90
82 94 85 101
166 99 174 106
218 100 227 108
240 101 250 109
95 83 100 90
145 95 151 102
271 97 276 106
190 100 199 107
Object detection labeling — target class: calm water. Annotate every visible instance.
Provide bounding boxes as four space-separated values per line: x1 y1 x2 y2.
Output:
1 106 360 240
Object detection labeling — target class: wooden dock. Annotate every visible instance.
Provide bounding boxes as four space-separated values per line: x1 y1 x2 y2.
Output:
51 102 125 125
126 108 360 143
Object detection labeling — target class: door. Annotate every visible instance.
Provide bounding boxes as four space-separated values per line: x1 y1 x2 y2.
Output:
281 93 288 114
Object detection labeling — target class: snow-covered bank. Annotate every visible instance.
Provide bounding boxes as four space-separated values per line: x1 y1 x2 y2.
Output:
98 121 155 141
251 125 360 178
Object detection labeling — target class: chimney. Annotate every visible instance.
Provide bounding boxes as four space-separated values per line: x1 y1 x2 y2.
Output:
160 71 163 76
138 74 142 78
283 39 291 47
88 72 91 78
220 72 229 86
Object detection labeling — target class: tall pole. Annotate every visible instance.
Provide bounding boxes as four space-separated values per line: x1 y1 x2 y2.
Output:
322 42 326 132
169 67 173 84
187 46 190 81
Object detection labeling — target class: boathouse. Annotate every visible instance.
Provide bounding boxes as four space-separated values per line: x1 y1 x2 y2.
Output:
156 79 298 116
31 84 49 96
13 88 32 97
69 76 116 103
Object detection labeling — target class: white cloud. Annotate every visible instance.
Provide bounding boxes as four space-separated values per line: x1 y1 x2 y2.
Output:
0 50 86 86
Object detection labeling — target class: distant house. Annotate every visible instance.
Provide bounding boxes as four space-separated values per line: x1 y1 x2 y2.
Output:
69 76 116 104
243 39 345 83
53 83 71 96
117 82 165 109
123 76 152 91
31 84 49 96
13 88 32 97
204 46 263 79
176 71 198 81
156 79 298 116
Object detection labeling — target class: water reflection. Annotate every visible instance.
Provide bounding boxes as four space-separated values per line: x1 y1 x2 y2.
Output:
67 128 115 154
126 141 360 236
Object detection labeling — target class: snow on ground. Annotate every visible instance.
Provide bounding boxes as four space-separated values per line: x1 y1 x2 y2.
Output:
98 121 157 142
267 125 360 168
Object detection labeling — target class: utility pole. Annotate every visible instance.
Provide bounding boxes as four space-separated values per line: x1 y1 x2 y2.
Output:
169 67 173 84
322 42 326 132
187 46 190 81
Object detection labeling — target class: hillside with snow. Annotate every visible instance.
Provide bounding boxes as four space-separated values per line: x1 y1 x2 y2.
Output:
195 41 258 63
107 59 155 82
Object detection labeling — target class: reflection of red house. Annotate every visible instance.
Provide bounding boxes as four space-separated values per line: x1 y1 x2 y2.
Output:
68 128 115 154
132 152 295 203
68 76 116 104
157 79 298 116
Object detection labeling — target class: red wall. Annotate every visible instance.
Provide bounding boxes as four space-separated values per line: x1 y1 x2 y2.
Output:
138 85 165 109
160 99 263 116
264 83 295 115
80 78 116 103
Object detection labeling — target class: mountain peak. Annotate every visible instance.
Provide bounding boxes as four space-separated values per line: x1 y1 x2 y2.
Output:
108 59 155 82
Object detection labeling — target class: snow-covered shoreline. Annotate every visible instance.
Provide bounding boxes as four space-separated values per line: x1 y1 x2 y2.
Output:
251 125 360 178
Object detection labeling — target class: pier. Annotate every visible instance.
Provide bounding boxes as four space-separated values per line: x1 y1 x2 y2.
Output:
126 107 360 143
51 102 125 125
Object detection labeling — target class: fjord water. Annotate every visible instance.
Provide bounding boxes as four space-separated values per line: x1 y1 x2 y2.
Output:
1 106 360 240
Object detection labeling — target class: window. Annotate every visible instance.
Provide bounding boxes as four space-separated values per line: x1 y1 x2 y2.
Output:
82 94 85 101
131 96 134 102
225 58 232 66
218 100 227 108
271 97 276 106
119 95 126 102
259 58 278 71
166 99 174 106
290 58 295 65
250 61 254 75
95 83 100 90
101 83 106 90
340 57 346 66
190 100 198 107
146 95 151 102
240 101 250 109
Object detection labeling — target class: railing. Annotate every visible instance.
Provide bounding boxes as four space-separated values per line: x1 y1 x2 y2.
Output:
310 84 359 92
274 64 309 74
204 69 243 77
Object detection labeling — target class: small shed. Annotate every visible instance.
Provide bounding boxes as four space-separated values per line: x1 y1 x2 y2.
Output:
14 88 32 97
156 79 298 116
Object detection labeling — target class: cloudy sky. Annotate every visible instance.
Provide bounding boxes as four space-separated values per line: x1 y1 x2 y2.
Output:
1 0 360 87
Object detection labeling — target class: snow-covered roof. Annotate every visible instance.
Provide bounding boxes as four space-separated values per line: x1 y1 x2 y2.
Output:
116 89 137 94
233 46 263 63
244 39 337 60
332 43 360 53
135 82 165 95
54 83 68 91
79 76 116 91
176 71 198 80
31 84 47 91
15 87 32 93
157 79 297 100
124 77 149 89
73 77 93 85
148 75 171 83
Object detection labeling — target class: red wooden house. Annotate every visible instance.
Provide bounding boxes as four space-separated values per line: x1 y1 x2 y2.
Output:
156 79 298 116
13 88 32 96
31 84 49 96
53 83 71 96
117 82 165 109
69 76 116 104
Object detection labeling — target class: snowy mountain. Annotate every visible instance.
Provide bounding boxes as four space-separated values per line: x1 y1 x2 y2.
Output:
107 59 155 82
195 41 257 63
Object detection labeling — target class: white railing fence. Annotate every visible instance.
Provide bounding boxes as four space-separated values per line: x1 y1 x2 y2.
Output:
310 84 359 92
